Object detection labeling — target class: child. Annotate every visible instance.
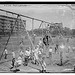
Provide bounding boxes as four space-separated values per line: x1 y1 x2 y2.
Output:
41 57 46 73
15 56 22 68
19 50 24 58
38 38 43 46
49 47 52 65
67 46 71 53
67 38 69 43
23 48 31 66
49 47 52 57
10 51 15 69
4 48 8 59
72 47 75 52
59 43 65 65
59 44 65 50
55 44 59 53
33 46 39 65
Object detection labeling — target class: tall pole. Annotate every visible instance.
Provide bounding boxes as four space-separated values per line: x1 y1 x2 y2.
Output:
60 51 63 66
16 15 20 35
39 21 43 29
2 20 5 36
10 21 13 34
42 22 43 37
32 19 34 44
32 19 34 34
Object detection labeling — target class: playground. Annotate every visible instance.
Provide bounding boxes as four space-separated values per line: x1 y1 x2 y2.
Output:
0 35 75 73
0 7 75 73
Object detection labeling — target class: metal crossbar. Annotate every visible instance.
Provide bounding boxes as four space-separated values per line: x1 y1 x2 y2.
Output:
0 9 51 24
0 8 63 61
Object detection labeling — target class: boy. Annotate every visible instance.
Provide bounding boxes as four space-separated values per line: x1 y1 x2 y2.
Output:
55 44 59 53
23 48 31 66
10 51 15 69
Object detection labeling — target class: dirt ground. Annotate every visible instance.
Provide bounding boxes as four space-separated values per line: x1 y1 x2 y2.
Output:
0 35 75 73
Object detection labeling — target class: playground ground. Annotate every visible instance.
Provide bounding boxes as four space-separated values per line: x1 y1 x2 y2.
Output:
0 35 75 73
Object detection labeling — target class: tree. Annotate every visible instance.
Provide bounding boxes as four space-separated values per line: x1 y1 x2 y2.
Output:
72 29 75 37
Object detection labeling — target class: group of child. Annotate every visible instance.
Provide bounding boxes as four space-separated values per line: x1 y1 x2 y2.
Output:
3 38 47 72
3 36 73 73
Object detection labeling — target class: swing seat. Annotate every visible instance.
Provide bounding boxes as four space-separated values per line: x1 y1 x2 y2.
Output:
10 62 21 72
23 56 29 66
40 70 46 73
10 68 20 73
10 66 14 69
23 62 28 66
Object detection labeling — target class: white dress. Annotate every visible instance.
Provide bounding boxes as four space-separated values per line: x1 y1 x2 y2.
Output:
49 48 52 53
25 50 30 56
38 40 42 46
12 52 15 58
42 61 46 70
4 49 8 54
19 51 24 57
15 56 22 65
60 44 65 49
34 48 39 60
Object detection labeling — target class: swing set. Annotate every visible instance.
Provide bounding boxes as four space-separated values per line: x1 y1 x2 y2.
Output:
0 8 65 68
0 9 54 61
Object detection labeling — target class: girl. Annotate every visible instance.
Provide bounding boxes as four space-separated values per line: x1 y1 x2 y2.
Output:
4 48 8 59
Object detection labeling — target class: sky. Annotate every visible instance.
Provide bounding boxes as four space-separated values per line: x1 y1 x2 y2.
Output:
0 4 75 30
